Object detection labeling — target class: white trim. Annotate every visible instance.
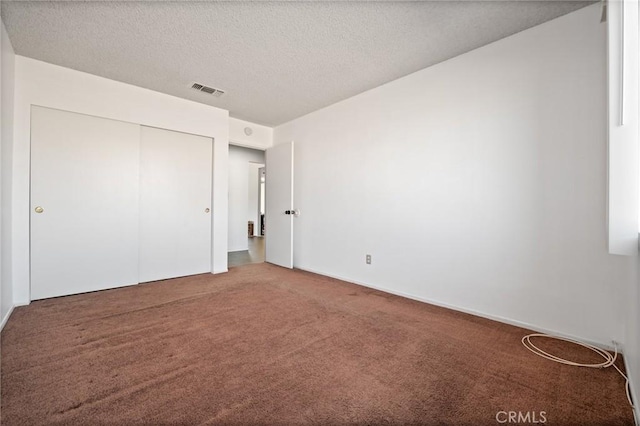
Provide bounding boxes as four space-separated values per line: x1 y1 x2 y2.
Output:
0 302 28 332
211 268 228 275
296 266 617 351
0 306 15 331
229 139 267 151
623 353 640 425
228 248 251 253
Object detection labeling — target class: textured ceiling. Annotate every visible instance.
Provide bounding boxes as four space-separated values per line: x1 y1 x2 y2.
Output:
2 1 593 126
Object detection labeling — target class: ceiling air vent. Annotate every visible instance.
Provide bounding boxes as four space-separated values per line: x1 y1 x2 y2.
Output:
191 82 225 97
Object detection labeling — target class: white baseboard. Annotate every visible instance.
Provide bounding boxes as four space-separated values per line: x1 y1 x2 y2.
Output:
211 268 229 274
296 266 615 351
0 304 16 332
623 355 640 425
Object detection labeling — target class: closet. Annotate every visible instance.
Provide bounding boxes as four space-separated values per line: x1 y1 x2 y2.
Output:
30 106 212 300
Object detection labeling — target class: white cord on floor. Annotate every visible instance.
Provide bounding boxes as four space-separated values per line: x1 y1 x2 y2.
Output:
522 333 636 425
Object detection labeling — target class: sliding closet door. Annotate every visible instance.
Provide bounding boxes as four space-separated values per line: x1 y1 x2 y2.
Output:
139 126 212 283
30 106 141 300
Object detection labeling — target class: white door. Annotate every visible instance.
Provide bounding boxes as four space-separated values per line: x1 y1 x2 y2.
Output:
139 126 212 283
30 106 141 300
265 141 294 268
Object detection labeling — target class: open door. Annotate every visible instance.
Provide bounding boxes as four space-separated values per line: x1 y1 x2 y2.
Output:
265 141 294 268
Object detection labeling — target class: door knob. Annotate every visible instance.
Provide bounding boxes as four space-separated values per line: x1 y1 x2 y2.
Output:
34 206 44 214
205 208 210 213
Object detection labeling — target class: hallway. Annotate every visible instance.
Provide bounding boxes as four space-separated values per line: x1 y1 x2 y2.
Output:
228 237 265 267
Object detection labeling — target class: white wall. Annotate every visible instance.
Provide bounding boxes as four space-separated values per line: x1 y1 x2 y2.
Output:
630 256 640 422
228 145 265 252
12 56 230 304
1 20 15 328
274 4 634 346
230 117 273 150
608 0 639 256
609 0 640 420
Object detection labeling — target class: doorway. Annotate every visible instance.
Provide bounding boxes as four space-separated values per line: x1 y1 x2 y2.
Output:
227 145 266 267
258 167 265 237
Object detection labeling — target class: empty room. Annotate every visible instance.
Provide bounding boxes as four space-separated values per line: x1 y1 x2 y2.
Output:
0 1 639 425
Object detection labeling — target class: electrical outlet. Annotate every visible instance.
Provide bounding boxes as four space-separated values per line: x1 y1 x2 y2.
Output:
366 254 371 264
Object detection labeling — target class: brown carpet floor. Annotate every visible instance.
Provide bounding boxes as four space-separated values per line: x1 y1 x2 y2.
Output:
1 263 634 425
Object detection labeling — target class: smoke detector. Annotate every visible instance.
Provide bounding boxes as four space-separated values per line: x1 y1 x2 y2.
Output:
190 82 225 97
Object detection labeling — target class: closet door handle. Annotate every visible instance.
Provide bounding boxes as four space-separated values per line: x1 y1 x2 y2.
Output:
205 208 210 213
34 206 44 214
